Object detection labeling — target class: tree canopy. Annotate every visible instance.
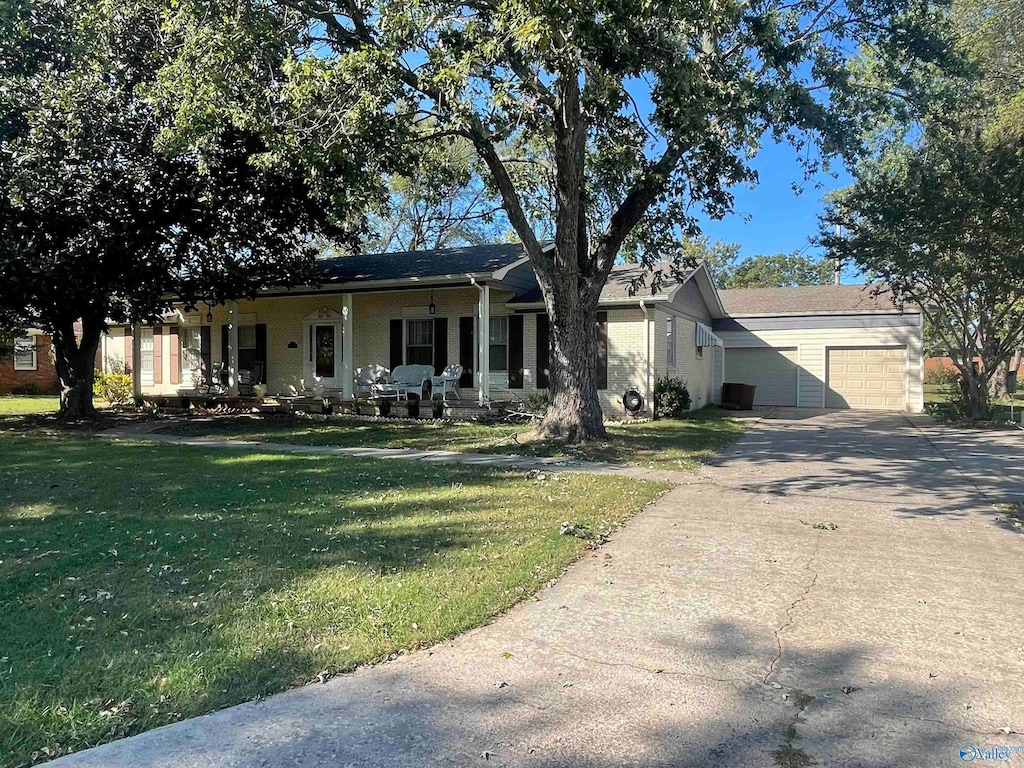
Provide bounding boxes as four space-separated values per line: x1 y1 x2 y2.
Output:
0 0 350 417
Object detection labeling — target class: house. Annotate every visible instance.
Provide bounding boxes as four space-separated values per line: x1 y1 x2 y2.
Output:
1 330 60 395
99 243 925 415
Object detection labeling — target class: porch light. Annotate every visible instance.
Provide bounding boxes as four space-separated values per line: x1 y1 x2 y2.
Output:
429 292 436 315
205 303 213 324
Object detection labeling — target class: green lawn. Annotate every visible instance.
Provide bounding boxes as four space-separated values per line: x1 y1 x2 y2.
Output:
924 383 1024 422
0 436 665 766
158 407 746 471
0 396 59 415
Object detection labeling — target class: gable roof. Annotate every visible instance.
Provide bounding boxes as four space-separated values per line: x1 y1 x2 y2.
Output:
511 261 708 303
718 284 913 316
316 243 528 284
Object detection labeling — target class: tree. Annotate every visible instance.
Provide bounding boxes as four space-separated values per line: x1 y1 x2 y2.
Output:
820 0 1024 420
0 0 358 419
161 0 955 441
720 253 837 289
365 136 510 253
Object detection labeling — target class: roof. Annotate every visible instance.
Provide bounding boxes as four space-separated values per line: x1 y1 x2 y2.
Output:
316 242 528 284
512 261 700 304
718 284 914 316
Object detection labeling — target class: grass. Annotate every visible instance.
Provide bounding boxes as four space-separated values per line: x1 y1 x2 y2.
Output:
157 407 746 472
924 383 1024 423
0 435 665 767
0 397 59 416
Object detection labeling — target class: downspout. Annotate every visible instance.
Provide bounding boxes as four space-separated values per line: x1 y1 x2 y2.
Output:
640 300 652 416
469 276 490 406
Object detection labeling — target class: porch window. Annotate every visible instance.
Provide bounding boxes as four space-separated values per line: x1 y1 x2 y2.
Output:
489 317 508 372
140 327 154 384
666 316 676 368
13 336 36 371
238 325 257 372
405 319 434 366
181 328 203 387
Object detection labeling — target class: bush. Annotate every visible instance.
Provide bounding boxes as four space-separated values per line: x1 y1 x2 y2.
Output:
432 394 445 418
11 383 45 396
654 376 691 418
95 372 133 405
924 365 959 386
523 392 549 416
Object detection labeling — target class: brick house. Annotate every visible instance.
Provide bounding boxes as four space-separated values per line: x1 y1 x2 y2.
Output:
100 243 926 415
0 330 60 395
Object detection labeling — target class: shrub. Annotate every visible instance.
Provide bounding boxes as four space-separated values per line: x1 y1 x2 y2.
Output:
523 392 549 416
95 372 133 405
11 383 45 396
432 393 445 418
654 376 691 418
924 365 959 386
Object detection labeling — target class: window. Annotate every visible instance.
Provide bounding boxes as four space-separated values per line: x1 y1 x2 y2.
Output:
181 328 203 387
406 319 434 366
238 325 257 372
666 316 676 368
140 327 154 383
13 336 36 371
696 344 703 358
489 317 508 372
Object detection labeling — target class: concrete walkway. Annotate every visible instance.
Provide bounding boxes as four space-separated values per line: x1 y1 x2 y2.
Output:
56 411 1024 768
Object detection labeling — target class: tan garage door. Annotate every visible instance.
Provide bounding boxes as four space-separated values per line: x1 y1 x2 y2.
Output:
725 347 798 406
826 347 906 410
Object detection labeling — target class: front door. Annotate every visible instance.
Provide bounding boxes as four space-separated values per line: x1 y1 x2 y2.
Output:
307 323 342 388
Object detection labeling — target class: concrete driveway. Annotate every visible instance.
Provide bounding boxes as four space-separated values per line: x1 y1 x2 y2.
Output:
52 411 1024 768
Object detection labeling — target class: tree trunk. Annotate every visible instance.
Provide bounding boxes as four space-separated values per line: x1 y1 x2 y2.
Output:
52 315 102 421
959 368 992 420
537 292 607 443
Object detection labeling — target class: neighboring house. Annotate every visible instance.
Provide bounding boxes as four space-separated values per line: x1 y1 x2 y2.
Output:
101 243 925 415
925 356 1024 379
1 330 60 395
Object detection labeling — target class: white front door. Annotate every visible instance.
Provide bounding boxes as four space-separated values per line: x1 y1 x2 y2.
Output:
306 322 343 388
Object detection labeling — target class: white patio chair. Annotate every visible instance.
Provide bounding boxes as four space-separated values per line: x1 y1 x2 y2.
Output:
431 363 464 401
355 364 390 397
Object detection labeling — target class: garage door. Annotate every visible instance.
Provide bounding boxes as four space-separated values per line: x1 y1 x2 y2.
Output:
826 347 906 410
725 347 798 406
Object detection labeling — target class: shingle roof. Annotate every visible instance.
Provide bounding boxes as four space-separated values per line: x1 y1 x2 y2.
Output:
316 242 527 284
718 284 912 315
512 261 699 304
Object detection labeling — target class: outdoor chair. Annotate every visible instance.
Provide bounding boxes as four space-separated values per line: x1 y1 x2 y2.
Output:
197 362 226 395
431 363 464 401
355 364 390 397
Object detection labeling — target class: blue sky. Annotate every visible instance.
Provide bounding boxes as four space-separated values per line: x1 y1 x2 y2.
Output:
693 140 851 261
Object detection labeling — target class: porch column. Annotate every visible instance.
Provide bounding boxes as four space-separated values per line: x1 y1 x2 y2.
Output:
477 283 490 405
341 293 354 399
131 324 143 400
227 301 239 397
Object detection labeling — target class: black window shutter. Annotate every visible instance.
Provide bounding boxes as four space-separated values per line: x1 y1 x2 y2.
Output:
200 326 211 385
389 319 403 371
536 313 550 389
596 311 608 390
255 324 267 383
432 317 448 375
220 325 230 386
459 317 474 387
508 314 524 389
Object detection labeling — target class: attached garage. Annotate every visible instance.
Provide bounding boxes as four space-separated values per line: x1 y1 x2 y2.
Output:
712 284 925 413
725 347 798 406
826 347 906 410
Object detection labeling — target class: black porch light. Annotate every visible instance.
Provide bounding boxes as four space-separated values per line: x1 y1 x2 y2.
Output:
205 302 213 324
428 292 436 315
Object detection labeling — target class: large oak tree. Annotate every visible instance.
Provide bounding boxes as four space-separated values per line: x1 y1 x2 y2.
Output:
162 0 953 440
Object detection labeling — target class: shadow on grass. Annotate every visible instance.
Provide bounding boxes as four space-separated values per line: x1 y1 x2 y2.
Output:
0 435 661 766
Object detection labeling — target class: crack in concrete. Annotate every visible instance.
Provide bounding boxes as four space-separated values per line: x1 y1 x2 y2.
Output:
544 643 754 686
764 544 821 686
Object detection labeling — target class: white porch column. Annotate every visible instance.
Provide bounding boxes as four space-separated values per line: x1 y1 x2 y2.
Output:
131 324 143 400
227 302 239 397
477 283 490 405
341 293 354 399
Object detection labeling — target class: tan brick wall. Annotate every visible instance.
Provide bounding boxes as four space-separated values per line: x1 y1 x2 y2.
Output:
658 308 715 410
0 333 59 395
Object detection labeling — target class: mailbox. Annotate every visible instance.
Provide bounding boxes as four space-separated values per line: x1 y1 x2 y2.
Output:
1008 370 1017 394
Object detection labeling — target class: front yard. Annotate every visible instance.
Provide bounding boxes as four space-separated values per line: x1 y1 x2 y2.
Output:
156 407 746 471
0 396 59 416
0 436 665 766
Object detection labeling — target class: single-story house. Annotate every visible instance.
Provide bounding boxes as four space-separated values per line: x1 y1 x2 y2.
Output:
1 330 60 395
100 243 925 415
